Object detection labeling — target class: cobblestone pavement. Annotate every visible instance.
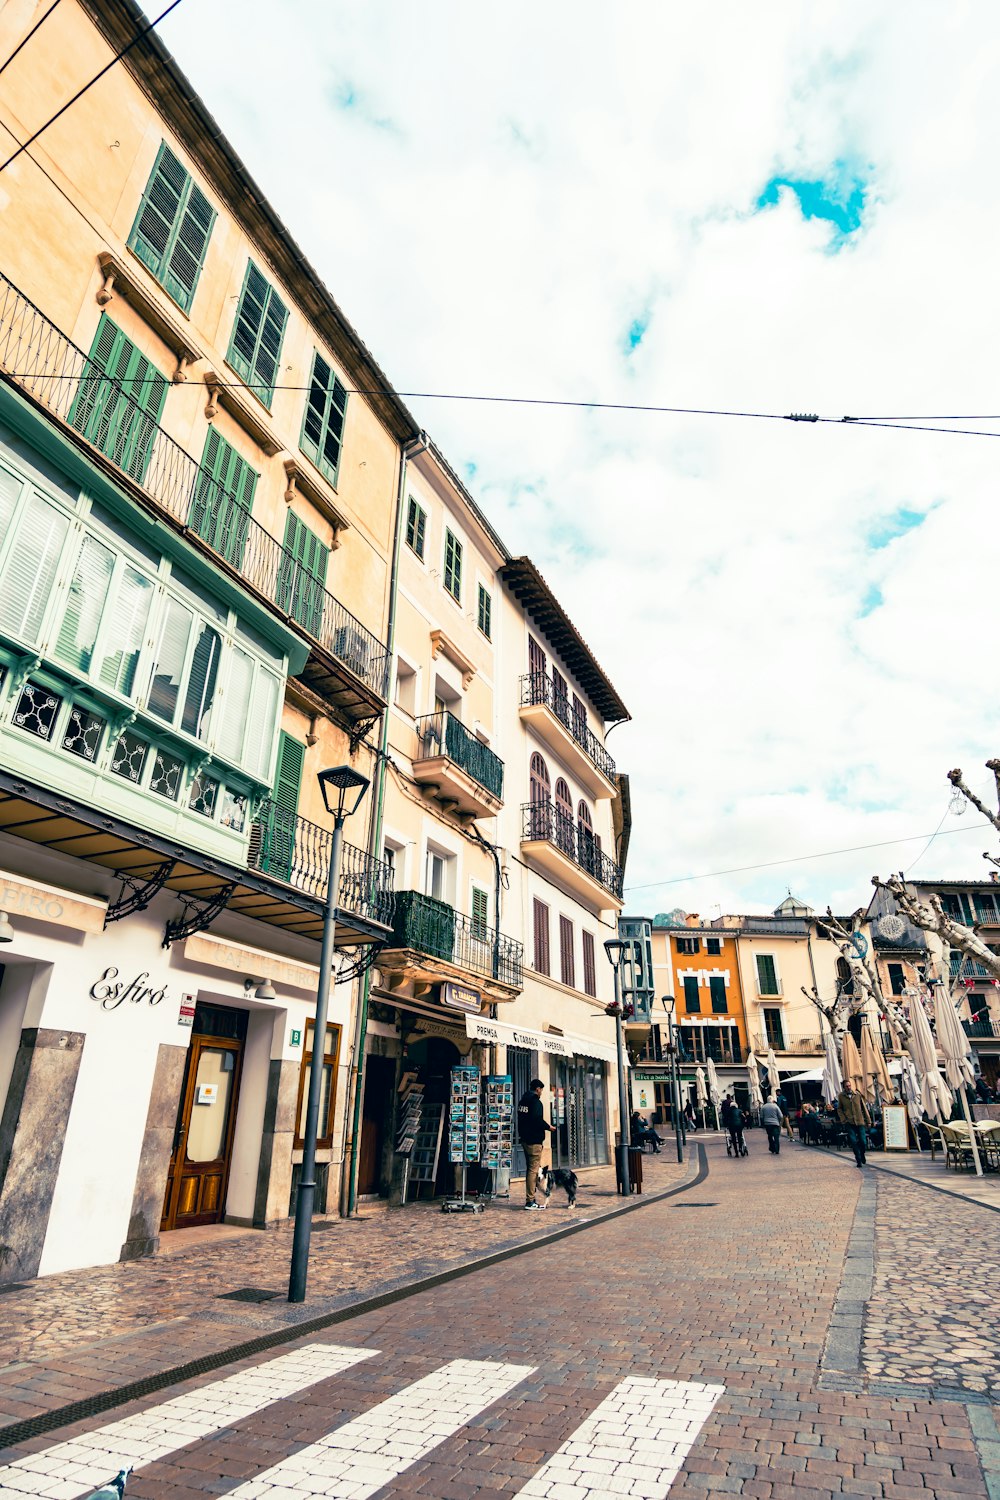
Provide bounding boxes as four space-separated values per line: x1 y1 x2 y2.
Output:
862 1174 1000 1400
3 1135 1000 1498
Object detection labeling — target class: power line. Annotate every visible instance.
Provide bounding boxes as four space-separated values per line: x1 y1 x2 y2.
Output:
623 820 992 893
0 0 62 80
0 0 185 176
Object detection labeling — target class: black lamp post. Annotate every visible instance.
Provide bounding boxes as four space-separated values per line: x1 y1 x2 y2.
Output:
288 764 369 1303
661 994 684 1164
604 937 632 1195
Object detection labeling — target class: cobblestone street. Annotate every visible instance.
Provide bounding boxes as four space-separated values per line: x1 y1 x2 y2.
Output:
1 1135 999 1498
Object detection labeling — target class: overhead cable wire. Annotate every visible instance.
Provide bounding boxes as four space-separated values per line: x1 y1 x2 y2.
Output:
0 0 184 176
0 0 63 80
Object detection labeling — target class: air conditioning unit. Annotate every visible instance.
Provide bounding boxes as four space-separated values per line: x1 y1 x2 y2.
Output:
333 625 370 679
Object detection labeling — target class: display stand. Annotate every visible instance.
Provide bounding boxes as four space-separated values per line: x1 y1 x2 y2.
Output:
395 1072 424 1204
404 1098 444 1202
481 1074 514 1194
442 1064 484 1213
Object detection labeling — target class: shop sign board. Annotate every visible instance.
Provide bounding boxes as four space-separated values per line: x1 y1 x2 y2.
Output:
179 993 197 1027
882 1104 909 1151
442 981 481 1013
90 967 168 1010
0 868 107 933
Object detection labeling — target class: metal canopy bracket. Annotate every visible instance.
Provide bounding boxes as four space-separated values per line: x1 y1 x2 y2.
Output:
104 860 176 926
162 881 238 948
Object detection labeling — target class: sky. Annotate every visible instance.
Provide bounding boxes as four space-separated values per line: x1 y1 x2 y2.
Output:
158 1 1000 920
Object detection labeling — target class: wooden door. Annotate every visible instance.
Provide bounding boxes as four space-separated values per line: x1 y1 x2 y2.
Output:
161 1034 243 1231
357 1055 394 1196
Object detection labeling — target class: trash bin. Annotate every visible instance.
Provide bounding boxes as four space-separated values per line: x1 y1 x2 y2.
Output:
628 1146 643 1194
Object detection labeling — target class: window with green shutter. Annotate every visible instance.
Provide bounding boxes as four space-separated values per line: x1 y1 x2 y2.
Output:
683 975 701 1013
405 496 426 559
70 315 168 483
300 351 348 484
444 528 462 602
471 886 489 941
259 730 304 882
709 975 727 1013
190 427 258 567
128 142 215 312
477 583 492 639
756 954 779 995
227 261 288 407
276 512 329 638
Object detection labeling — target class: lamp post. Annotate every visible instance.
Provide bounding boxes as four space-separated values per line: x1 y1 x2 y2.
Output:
288 764 370 1303
604 937 632 1195
661 995 684 1164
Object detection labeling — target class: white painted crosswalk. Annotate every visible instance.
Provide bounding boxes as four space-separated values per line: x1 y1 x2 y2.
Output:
0 1344 375 1500
225 1357 534 1500
0 1344 724 1500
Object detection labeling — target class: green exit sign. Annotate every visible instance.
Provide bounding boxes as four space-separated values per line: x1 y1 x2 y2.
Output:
290 1029 302 1047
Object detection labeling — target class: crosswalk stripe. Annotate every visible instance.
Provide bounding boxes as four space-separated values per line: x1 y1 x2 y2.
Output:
225 1357 535 1500
0 1343 376 1500
514 1375 724 1499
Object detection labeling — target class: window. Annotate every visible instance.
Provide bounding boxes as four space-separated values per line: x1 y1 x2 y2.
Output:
394 657 417 716
552 666 569 724
554 777 574 854
763 1007 785 1049
676 936 700 956
405 497 426 559
227 261 288 407
571 692 587 741
276 512 329 637
706 938 721 956
444 528 462 601
191 428 257 568
756 953 780 995
530 752 550 803
683 975 701 1013
294 1019 342 1149
709 975 727 1013
477 584 492 639
528 636 546 686
471 885 490 940
300 350 348 484
887 963 906 996
582 931 596 997
0 482 69 644
533 898 550 976
128 142 215 312
71 315 168 483
257 731 304 881
426 848 452 903
559 915 575 988
12 679 61 741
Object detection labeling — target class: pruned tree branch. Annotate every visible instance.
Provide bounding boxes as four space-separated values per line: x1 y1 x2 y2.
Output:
872 873 1000 984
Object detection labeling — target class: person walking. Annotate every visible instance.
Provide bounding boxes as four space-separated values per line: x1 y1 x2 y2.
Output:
721 1095 746 1156
837 1080 872 1167
517 1077 556 1209
760 1095 784 1155
775 1088 794 1142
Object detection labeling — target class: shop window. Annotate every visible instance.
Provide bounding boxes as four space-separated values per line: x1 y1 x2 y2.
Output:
294 1019 342 1149
12 679 61 741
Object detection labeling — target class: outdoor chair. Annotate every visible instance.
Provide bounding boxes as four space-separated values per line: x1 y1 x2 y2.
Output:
924 1123 945 1162
939 1122 975 1171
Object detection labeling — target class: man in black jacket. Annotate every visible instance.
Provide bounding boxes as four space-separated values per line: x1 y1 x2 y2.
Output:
517 1078 555 1209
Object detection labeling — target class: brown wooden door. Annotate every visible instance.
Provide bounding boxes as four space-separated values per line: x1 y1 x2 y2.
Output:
357 1055 394 1196
161 1034 243 1231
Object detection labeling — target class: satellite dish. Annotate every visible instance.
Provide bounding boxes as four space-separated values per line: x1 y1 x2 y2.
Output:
877 913 906 941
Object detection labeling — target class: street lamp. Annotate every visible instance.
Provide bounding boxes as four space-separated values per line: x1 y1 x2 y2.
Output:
288 764 370 1303
604 937 632 1195
660 995 684 1164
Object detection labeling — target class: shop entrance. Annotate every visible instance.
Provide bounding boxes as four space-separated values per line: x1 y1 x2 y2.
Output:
161 1004 246 1232
358 1054 395 1196
552 1056 609 1170
508 1045 539 1177
407 1034 461 1196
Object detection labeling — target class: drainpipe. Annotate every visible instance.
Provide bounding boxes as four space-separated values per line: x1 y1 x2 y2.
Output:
342 431 427 1218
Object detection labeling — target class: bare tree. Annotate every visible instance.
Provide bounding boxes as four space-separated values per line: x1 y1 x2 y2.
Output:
800 910 886 1041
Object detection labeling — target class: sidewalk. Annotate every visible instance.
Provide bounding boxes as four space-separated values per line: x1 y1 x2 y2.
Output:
0 1151 693 1435
811 1136 1000 1211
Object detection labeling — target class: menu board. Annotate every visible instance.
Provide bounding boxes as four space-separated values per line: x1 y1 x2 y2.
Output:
448 1064 481 1164
481 1074 513 1170
882 1104 909 1151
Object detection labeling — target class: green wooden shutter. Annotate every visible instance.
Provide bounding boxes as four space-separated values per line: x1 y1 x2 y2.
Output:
683 975 701 1013
71 316 167 483
228 261 288 406
709 975 727 1013
128 143 215 312
277 512 328 637
191 427 257 566
263 730 304 881
471 886 489 940
300 351 348 484
756 954 778 995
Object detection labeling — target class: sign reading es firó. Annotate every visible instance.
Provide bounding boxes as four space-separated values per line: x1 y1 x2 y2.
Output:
0 868 107 933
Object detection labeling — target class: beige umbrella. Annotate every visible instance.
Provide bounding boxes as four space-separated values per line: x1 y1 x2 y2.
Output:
695 1066 707 1126
746 1052 764 1112
765 1046 781 1099
906 991 952 1123
841 1031 865 1095
934 992 983 1177
821 1027 843 1107
860 1023 893 1105
706 1057 722 1129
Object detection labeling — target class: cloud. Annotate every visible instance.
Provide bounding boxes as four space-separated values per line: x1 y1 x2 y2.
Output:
158 1 1000 918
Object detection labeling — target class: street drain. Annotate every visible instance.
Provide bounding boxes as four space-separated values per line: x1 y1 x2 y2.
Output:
216 1288 281 1303
672 1201 718 1208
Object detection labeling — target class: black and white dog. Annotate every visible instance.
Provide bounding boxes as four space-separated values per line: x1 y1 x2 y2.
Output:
537 1164 579 1208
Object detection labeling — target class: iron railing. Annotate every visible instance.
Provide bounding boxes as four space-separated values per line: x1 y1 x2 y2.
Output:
0 273 389 700
676 1030 744 1066
521 798 624 900
414 711 504 801
973 905 1000 925
950 955 995 980
519 671 617 783
247 800 394 927
755 977 784 997
389 889 523 988
752 1033 822 1055
963 1018 1000 1039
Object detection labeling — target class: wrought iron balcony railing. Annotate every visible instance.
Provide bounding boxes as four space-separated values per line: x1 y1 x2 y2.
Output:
973 905 1000 925
0 273 389 700
389 890 523 988
248 799 394 927
752 1033 822 1055
950 955 994 979
963 1018 1000 1039
521 799 624 900
414 711 504 801
519 671 617 783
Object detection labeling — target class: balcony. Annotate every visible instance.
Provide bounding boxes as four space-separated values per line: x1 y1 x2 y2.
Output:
676 1027 743 1065
752 1033 823 1055
963 1018 1000 1039
520 799 624 907
950 955 995 980
755 978 784 999
245 800 394 940
377 890 523 1003
518 672 617 799
0 273 389 718
412 711 503 820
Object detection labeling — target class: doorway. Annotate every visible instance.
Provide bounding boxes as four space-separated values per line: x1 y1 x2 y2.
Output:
358 1054 395 1196
161 1004 246 1231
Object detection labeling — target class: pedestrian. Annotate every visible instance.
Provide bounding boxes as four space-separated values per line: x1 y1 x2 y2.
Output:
721 1095 746 1156
775 1088 794 1141
760 1096 784 1155
683 1098 696 1131
517 1077 555 1209
837 1080 872 1168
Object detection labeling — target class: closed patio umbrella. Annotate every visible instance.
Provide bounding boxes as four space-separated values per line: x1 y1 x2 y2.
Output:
695 1066 707 1127
860 1022 894 1105
765 1046 781 1099
706 1057 722 1129
934 992 983 1177
821 1028 843 1107
841 1031 865 1096
747 1052 764 1113
898 1053 923 1149
906 991 953 1124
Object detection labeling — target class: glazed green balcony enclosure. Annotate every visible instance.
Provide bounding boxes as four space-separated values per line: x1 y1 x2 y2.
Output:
389 890 523 989
412 711 504 819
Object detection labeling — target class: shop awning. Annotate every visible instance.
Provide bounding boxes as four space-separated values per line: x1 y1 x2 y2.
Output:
783 1059 904 1084
464 1013 619 1064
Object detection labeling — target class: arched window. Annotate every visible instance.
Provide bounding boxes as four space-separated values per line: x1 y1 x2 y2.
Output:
530 752 550 803
577 800 597 872
554 778 573 853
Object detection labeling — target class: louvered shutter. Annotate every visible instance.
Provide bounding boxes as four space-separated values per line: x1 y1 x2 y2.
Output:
278 512 328 636
73 317 167 482
192 427 256 565
709 975 727 1013
0 466 22 541
756 954 778 994
228 262 287 406
164 181 214 310
216 645 253 763
300 351 348 483
146 595 193 722
98 563 154 694
265 731 304 880
533 898 550 976
582 931 596 997
180 620 222 738
55 532 115 672
559 915 575 988
471 886 489 940
0 492 70 643
130 144 186 277
683 976 701 1013
246 668 279 781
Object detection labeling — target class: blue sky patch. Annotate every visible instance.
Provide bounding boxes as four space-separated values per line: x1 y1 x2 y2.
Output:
858 583 883 617
866 506 927 550
756 165 867 240
624 313 650 356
